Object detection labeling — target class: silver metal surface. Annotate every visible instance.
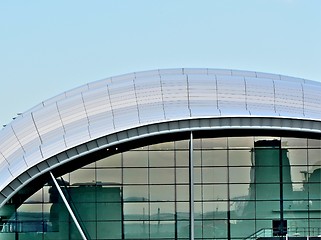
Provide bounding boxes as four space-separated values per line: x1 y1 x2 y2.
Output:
1 68 321 207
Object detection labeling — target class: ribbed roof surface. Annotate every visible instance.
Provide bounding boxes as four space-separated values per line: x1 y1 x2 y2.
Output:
1 68 321 196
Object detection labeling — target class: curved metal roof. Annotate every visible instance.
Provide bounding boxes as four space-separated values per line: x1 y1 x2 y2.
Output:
1 68 321 206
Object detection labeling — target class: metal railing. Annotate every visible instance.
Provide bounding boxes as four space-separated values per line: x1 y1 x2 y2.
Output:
245 227 321 240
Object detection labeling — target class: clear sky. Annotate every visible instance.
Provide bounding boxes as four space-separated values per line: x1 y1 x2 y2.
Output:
0 0 320 126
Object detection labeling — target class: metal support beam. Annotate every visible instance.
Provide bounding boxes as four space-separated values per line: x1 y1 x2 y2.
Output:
189 131 194 240
49 172 88 240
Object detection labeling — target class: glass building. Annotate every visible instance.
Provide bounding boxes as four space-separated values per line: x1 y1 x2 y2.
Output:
0 69 321 239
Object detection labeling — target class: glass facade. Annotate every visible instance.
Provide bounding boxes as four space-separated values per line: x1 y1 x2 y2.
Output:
1 136 321 239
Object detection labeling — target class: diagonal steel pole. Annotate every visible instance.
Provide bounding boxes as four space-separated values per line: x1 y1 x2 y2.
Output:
49 172 88 240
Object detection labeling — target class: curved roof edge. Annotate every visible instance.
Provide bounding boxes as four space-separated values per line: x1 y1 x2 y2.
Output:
1 68 321 206
1 116 321 207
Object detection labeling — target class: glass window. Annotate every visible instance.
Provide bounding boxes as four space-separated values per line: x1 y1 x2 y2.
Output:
175 140 189 150
17 203 43 220
123 168 148 184
201 150 228 166
255 183 280 200
201 167 228 183
230 201 255 219
149 151 174 167
308 149 321 166
123 185 149 202
229 167 251 183
287 149 307 166
123 202 149 220
176 202 189 220
96 168 121 183
228 136 254 148
149 220 175 238
123 151 148 167
202 201 228 219
229 150 252 166
150 202 175 220
308 138 321 148
149 168 174 184
231 220 255 238
255 201 279 219
176 185 189 201
202 184 228 201
149 141 175 150
176 150 189 166
149 185 175 201
97 153 121 167
229 184 250 199
282 137 307 148
202 137 227 149
24 189 43 203
70 168 95 185
176 168 189 183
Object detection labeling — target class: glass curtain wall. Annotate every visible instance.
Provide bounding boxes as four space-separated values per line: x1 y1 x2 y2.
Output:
0 136 321 240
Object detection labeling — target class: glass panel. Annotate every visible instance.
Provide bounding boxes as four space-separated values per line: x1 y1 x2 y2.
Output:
255 201 279 219
175 140 189 150
308 149 321 166
229 136 254 148
97 221 122 239
288 149 308 165
149 141 175 150
123 168 148 184
255 183 280 200
150 202 175 220
202 201 228 219
70 168 95 185
176 185 189 201
176 150 189 166
17 204 43 220
231 219 255 238
123 202 149 220
24 189 43 203
176 167 189 183
97 153 121 167
149 185 175 201
229 167 251 183
287 218 309 237
124 221 149 239
308 138 321 148
282 137 307 148
149 220 175 238
177 220 189 238
200 150 228 166
123 185 148 201
229 150 252 166
149 151 175 167
202 184 228 201
123 151 148 167
201 167 228 183
176 202 189 220
230 201 255 219
202 137 227 149
149 168 174 184
229 184 250 199
96 168 121 183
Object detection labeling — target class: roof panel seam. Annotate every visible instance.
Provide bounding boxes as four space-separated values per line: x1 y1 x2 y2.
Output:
132 77 141 124
159 75 166 120
81 92 91 138
106 84 116 130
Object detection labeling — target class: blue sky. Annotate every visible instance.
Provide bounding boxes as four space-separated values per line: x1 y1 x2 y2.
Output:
0 0 320 125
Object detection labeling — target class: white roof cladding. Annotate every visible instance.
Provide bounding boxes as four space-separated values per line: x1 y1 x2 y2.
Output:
1 68 321 202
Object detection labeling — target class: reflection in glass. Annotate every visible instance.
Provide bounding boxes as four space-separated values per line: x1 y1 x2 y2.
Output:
2 136 321 239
